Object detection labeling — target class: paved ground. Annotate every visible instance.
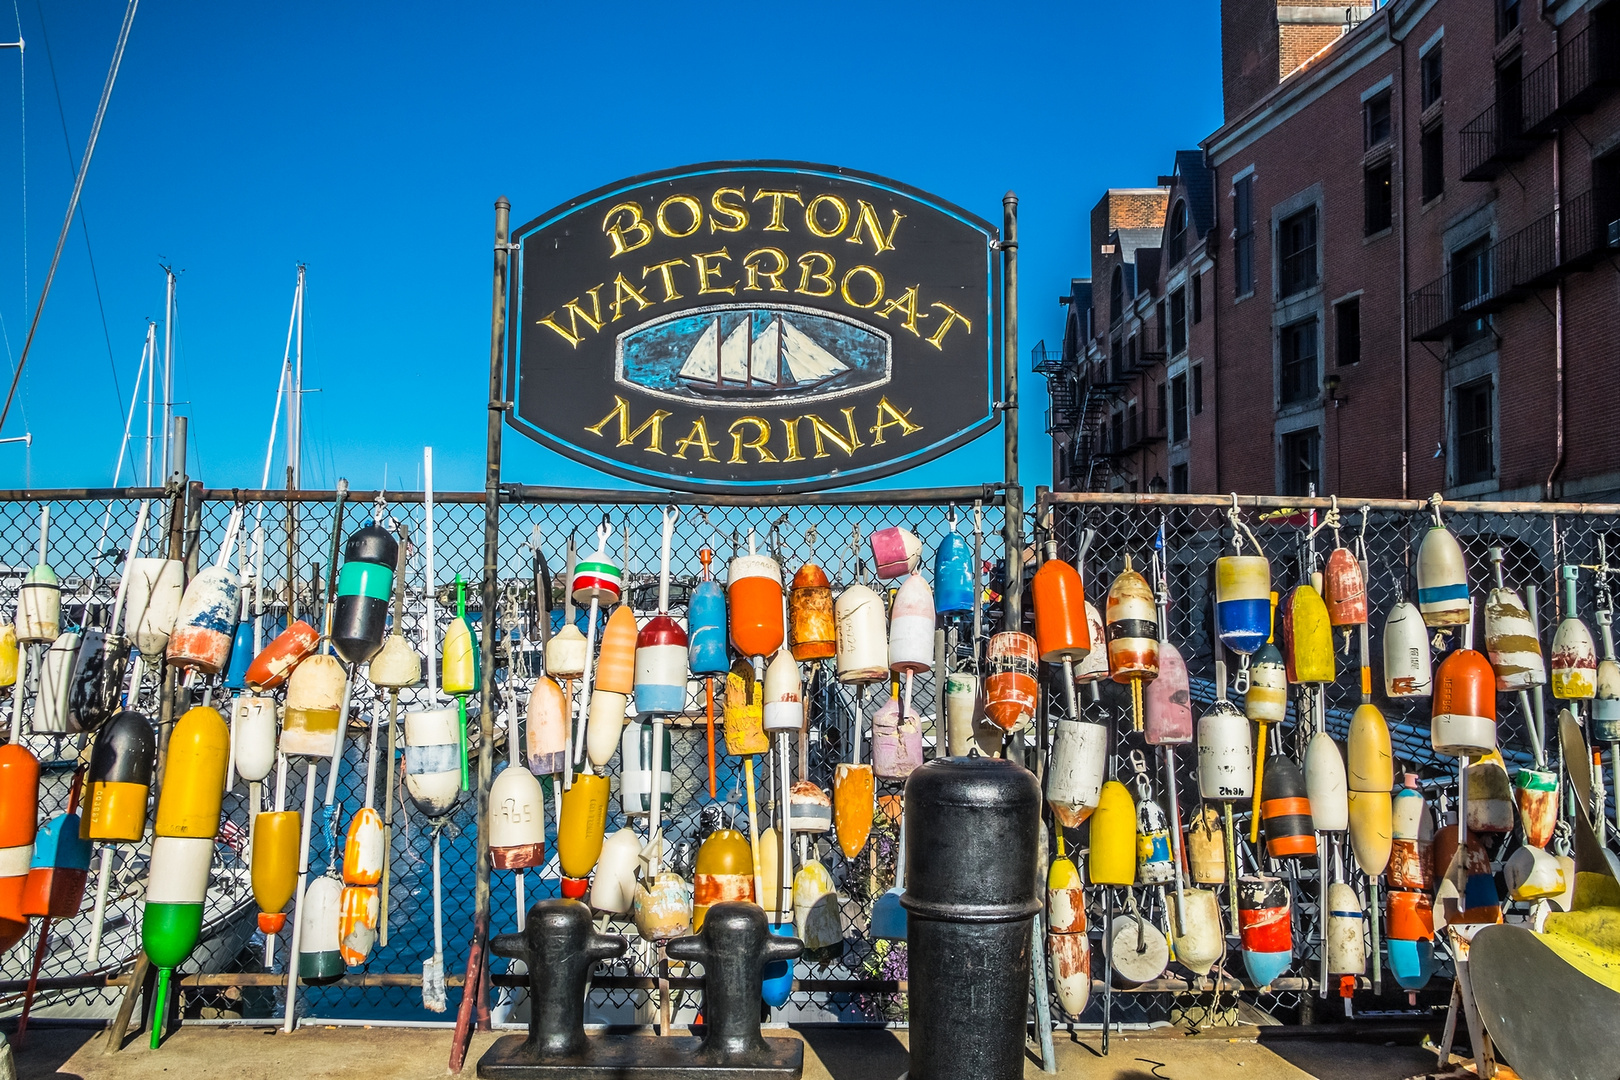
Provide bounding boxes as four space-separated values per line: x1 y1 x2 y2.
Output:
2 1024 1464 1080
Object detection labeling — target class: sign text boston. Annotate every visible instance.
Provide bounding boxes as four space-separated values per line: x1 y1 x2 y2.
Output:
506 162 1001 493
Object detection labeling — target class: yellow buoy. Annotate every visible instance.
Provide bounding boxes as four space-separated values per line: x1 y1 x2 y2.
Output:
1347 790 1393 876
693 828 754 931
1088 780 1137 887
1346 704 1394 793
1283 584 1335 684
153 706 229 838
282 653 347 759
556 772 609 900
0 623 16 688
251 810 300 923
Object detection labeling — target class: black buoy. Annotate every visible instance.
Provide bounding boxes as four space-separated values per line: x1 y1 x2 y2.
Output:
902 756 1040 1080
332 524 399 665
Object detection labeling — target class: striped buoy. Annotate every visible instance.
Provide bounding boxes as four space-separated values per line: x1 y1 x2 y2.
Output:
1260 755 1316 859
1237 875 1292 989
1215 555 1271 656
1415 523 1470 627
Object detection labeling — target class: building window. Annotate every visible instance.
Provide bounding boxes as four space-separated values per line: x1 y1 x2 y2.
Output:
1278 207 1319 297
1192 272 1203 323
1455 378 1495 485
1127 403 1139 446
1170 463 1189 495
1234 176 1255 296
1364 162 1393 235
1169 288 1187 356
1497 0 1519 40
1279 318 1320 405
1451 237 1492 350
1110 267 1124 322
1110 409 1124 453
1110 335 1122 380
1335 297 1361 366
1421 123 1444 203
1421 44 1443 109
1594 148 1620 249
1169 200 1188 264
1281 428 1321 496
1191 364 1204 415
1364 92 1392 149
1171 373 1190 443
1156 382 1168 433
1497 57 1523 140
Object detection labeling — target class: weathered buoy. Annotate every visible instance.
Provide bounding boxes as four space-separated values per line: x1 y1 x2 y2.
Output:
525 677 569 778
944 670 980 757
1187 807 1226 884
16 510 61 645
1325 882 1365 976
124 556 185 658
835 580 889 684
297 874 344 982
633 871 692 942
1107 915 1169 987
1323 548 1367 629
1304 732 1348 833
1388 777 1434 891
1144 640 1193 745
790 780 832 833
1551 566 1597 700
1381 601 1432 698
693 828 754 931
1513 767 1558 849
984 631 1038 731
1484 576 1545 691
282 653 346 759
403 707 462 819
1431 648 1496 756
1215 554 1272 657
933 521 975 616
1133 768 1175 886
1237 875 1292 989
1106 557 1158 729
722 658 767 757
871 693 923 781
869 526 922 579
489 763 546 870
793 855 843 954
331 524 397 666
169 557 241 674
1171 888 1225 976
1416 521 1470 627
556 772 608 900
1282 584 1335 684
1463 753 1514 833
589 828 643 915
1245 642 1288 722
1261 755 1316 859
1047 717 1107 827
1047 854 1090 1016
1197 699 1253 801
788 561 836 662
1074 602 1110 683
34 630 80 734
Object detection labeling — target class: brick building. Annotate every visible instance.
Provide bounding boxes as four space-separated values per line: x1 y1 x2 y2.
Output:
1047 0 1620 501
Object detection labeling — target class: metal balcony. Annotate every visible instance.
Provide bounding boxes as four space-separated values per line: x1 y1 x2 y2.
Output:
1031 341 1065 375
1559 22 1620 114
1459 100 1538 182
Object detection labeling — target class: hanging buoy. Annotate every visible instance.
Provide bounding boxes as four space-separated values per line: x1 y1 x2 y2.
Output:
944 671 980 757
142 835 213 988
556 771 609 899
0 744 36 924
688 550 729 678
1388 776 1434 891
0 624 17 688
169 514 243 673
833 762 874 859
282 654 346 760
1282 584 1335 684
590 828 643 915
869 526 922 579
587 606 639 767
370 634 421 690
1594 657 1620 745
871 693 923 781
788 562 836 662
1431 648 1496 756
246 621 320 693
403 707 462 820
1464 753 1514 833
984 631 1038 731
16 510 60 645
1416 521 1470 627
34 630 80 734
1187 807 1226 884
1323 548 1367 629
1133 770 1175 886
1237 875 1292 989
1106 557 1159 730
1047 855 1089 1016
124 556 185 658
1215 555 1272 657
693 828 754 931
1504 844 1567 901
22 810 91 918
1381 601 1432 698
298 875 344 983
1171 888 1225 977
1033 544 1090 665
1107 915 1169 988
834 580 889 683
729 534 785 662
633 871 692 942
223 613 254 692
1513 767 1558 849
442 580 481 788
790 781 832 833
525 677 569 778
619 721 673 818
763 651 803 734
332 524 397 666
1260 755 1316 859
546 624 588 682
1196 700 1252 801
792 854 843 954
1326 882 1365 976
488 760 546 872
758 825 784 921
251 810 299 938
154 706 230 838
889 574 934 710
633 617 688 718
1385 889 1435 991
1144 640 1193 745
1244 643 1287 724
1346 704 1393 791
84 711 155 842
1088 779 1136 886
1074 602 1110 683
1047 718 1107 827
338 881 380 968
934 522 975 616
1485 580 1545 692
722 658 767 756
1347 790 1392 876
1551 566 1597 699
231 696 279 786
1304 733 1348 833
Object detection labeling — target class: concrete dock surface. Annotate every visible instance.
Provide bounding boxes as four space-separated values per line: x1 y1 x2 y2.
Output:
1 1024 1491 1080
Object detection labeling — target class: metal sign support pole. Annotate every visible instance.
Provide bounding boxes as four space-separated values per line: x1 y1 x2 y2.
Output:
1001 193 1021 630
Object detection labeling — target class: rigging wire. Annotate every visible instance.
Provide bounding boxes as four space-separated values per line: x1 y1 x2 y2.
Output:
0 0 139 437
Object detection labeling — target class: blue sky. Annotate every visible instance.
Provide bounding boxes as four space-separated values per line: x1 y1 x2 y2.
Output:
0 0 1222 495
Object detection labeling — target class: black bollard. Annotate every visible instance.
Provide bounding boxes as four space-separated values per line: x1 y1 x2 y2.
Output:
489 898 627 1059
666 902 803 1066
902 756 1040 1080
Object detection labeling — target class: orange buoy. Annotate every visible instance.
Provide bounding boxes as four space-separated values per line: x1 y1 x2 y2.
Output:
984 631 1038 731
244 621 320 692
789 561 836 662
1323 547 1367 628
728 532 785 663
0 744 40 924
1432 648 1496 756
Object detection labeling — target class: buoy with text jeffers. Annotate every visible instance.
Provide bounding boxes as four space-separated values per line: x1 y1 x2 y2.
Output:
167 508 245 673
1382 599 1432 698
1431 646 1496 756
1238 875 1292 989
1106 555 1159 731
1415 502 1470 627
1551 564 1597 700
81 710 155 965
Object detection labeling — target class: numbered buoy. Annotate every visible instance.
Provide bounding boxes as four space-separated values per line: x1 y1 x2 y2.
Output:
251 810 299 936
282 654 346 760
763 651 803 734
834 581 889 683
298 875 344 982
34 630 79 734
332 524 397 665
1047 855 1090 1016
934 524 975 616
1215 555 1272 656
22 810 91 918
84 711 155 843
1551 567 1597 699
1260 755 1316 859
590 828 643 915
490 765 546 869
869 526 922 579
154 706 230 838
1326 882 1365 975
124 557 184 658
1485 583 1545 691
1237 875 1292 989
619 721 673 819
788 562 836 662
1381 601 1432 698
1197 699 1252 801
722 659 767 757
1282 584 1335 684
693 828 754 931
525 677 569 777
1323 548 1366 628
1431 648 1496 756
1304 732 1348 833
1171 888 1225 977
984 631 1038 731
1047 718 1107 827
833 763 874 859
1514 767 1558 849
246 621 320 693
556 772 609 899
231 696 279 785
1416 523 1470 627
1388 777 1434 891
1245 643 1288 722
1088 780 1136 886
728 536 785 661
871 694 923 781
403 707 462 819
1144 640 1193 745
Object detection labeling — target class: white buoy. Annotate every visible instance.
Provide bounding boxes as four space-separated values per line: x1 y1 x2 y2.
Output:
1046 718 1106 828
1382 601 1433 698
1305 732 1348 833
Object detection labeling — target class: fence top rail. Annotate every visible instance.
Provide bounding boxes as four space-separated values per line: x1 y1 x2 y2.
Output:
1040 490 1620 517
0 484 1009 508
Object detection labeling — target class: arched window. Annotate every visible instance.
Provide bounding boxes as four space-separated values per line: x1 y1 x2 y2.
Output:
1169 200 1188 264
1110 267 1124 322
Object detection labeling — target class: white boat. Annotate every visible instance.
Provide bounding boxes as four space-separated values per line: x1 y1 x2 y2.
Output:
678 313 849 395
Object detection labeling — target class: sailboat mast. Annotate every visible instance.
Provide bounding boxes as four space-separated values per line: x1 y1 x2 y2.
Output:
774 314 786 389
161 266 176 480
290 264 305 489
143 322 156 489
713 315 722 389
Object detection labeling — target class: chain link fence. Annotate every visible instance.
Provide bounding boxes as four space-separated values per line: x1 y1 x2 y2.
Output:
2 485 1616 1036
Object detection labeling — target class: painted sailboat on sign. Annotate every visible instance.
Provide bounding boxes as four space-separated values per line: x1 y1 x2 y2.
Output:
616 306 891 408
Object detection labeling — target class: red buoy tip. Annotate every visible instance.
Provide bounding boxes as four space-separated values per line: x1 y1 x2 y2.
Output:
560 876 589 899
258 912 287 934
